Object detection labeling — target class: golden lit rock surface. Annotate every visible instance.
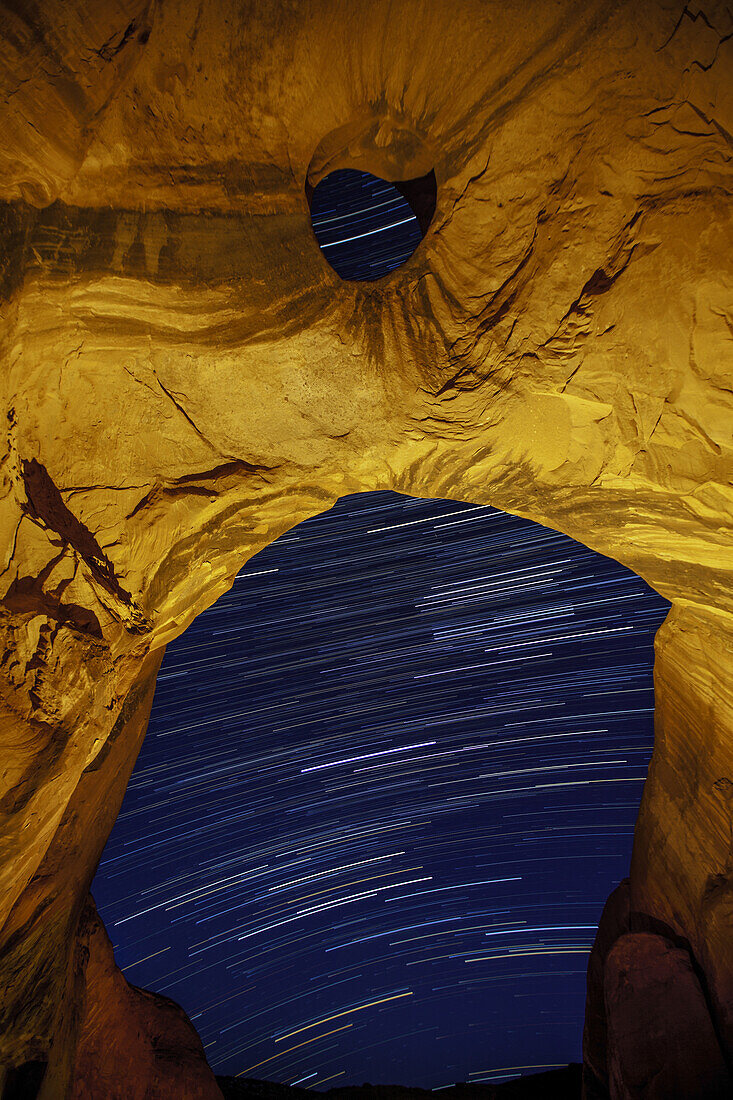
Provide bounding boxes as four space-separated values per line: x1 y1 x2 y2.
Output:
0 1 732 1095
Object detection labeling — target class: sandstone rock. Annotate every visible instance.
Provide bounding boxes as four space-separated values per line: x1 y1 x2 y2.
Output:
632 609 733 1053
69 896 223 1100
582 880 631 1099
0 1 153 206
0 0 732 1095
604 933 731 1099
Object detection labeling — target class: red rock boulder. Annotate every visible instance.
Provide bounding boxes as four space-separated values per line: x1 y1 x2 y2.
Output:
70 896 223 1100
604 932 731 1099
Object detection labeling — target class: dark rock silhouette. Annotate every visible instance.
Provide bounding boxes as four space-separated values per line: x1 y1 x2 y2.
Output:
582 880 632 1098
604 933 732 1099
216 1066 582 1100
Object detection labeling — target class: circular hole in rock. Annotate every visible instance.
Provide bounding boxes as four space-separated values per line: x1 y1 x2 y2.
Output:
308 167 436 282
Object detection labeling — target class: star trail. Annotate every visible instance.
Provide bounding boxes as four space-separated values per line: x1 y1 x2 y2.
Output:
309 169 424 280
93 491 670 1089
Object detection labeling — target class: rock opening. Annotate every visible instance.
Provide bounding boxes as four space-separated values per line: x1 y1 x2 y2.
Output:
92 492 670 1087
307 169 435 281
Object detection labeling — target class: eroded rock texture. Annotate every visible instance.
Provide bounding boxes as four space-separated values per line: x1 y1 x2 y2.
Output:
0 1 731 1096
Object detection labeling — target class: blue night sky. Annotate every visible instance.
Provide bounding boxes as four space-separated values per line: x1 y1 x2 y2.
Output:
309 168 425 281
92 173 671 1090
93 492 669 1089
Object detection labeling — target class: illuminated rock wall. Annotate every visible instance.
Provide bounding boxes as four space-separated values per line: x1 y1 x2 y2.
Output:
0 1 731 1096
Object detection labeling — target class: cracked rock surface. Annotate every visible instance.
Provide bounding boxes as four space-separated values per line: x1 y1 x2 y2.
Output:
0 1 732 1096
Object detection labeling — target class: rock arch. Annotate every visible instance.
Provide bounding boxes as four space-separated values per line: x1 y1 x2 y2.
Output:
0 1 732 1096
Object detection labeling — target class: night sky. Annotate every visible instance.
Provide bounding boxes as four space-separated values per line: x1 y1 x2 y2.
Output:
92 175 671 1089
93 493 669 1089
308 169 424 281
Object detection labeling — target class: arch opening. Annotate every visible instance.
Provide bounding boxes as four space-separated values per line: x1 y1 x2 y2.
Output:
92 492 670 1093
307 169 436 281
